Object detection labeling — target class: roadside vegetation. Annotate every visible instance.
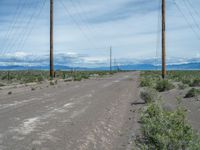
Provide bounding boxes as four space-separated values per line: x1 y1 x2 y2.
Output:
136 101 200 149
135 71 200 149
140 71 200 98
0 70 118 85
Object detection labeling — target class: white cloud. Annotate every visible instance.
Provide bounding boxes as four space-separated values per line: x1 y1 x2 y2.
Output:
0 0 200 66
0 52 199 68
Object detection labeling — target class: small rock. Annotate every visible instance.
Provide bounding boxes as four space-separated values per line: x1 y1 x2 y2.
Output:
8 91 12 95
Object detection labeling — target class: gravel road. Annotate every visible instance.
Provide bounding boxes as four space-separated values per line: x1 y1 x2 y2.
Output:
0 72 141 150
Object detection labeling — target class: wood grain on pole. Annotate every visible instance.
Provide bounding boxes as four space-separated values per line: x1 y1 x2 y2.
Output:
50 0 54 78
162 0 166 79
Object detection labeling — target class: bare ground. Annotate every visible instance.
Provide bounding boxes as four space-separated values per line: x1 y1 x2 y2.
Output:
0 72 142 150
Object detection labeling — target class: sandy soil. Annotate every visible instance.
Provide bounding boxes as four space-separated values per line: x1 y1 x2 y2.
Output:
161 86 200 134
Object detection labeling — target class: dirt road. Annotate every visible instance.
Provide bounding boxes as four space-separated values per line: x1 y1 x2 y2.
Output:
0 72 141 150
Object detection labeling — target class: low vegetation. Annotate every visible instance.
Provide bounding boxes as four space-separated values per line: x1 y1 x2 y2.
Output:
0 70 117 85
137 101 200 149
185 88 200 98
155 79 175 92
140 88 159 103
140 71 200 88
136 71 200 149
140 78 153 87
190 79 200 87
178 83 188 90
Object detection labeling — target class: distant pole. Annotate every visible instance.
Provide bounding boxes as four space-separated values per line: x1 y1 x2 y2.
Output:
50 0 54 79
7 71 10 81
114 58 116 71
110 47 112 72
162 0 166 79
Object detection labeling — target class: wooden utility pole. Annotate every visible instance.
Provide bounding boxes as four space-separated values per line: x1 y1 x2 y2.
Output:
162 0 166 79
50 0 54 79
110 46 112 72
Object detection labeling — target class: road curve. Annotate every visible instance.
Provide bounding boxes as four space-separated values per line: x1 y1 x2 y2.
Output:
0 72 140 150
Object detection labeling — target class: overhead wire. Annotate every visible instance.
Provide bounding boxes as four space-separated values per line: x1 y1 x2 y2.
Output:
58 0 98 50
7 1 41 53
173 0 200 40
0 0 26 55
68 0 95 35
18 0 47 52
182 0 200 31
186 0 200 18
2 0 36 55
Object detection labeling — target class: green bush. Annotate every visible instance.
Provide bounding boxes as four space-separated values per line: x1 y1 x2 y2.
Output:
37 76 44 82
74 75 82 81
155 80 174 92
140 88 159 103
138 102 200 149
178 83 188 90
182 79 192 85
185 88 200 98
50 81 55 86
190 79 200 87
140 78 152 87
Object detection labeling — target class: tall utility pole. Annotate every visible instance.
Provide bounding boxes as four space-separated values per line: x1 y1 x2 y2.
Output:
110 46 112 72
162 0 166 79
50 0 54 78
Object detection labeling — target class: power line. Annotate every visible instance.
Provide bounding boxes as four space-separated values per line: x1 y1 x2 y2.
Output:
68 0 96 35
7 1 41 53
186 0 200 18
72 0 101 44
182 0 200 31
173 0 200 40
2 0 36 55
58 0 98 49
0 0 26 55
18 0 47 51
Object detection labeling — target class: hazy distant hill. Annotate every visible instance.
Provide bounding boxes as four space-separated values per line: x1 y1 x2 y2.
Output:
0 62 199 70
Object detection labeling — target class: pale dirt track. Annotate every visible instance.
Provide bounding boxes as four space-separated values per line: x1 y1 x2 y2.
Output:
0 72 141 150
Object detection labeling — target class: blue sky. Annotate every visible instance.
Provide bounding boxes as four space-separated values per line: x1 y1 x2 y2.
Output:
0 0 200 67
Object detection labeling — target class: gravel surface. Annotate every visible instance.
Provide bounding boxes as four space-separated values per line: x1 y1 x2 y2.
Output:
0 72 141 150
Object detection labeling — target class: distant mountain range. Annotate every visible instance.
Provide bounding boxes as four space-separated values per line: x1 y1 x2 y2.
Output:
0 52 199 70
0 62 199 70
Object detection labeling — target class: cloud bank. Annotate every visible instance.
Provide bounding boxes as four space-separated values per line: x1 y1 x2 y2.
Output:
0 52 199 69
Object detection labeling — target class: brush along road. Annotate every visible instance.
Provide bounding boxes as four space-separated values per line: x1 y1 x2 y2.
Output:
0 72 141 150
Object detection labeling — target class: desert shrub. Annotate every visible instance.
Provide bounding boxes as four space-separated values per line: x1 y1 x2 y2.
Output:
1 75 8 80
37 76 44 82
185 88 200 98
178 83 188 90
140 78 152 87
155 80 174 92
74 75 82 81
190 79 200 87
81 74 90 79
182 79 192 85
138 102 200 149
23 77 37 83
140 88 159 103
50 81 55 86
